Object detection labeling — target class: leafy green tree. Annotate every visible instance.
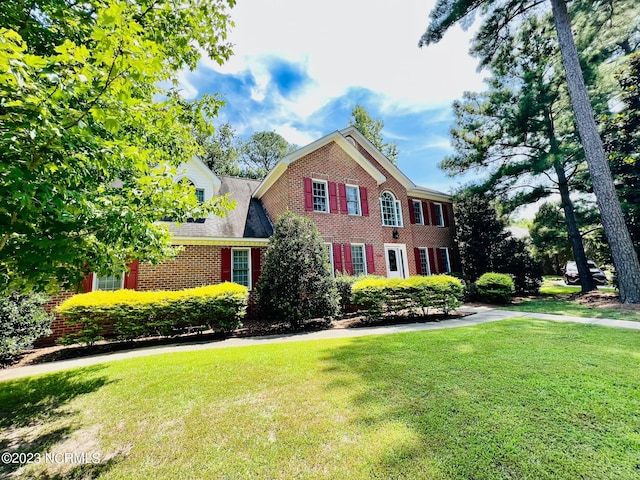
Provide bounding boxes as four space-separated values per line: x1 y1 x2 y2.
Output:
420 0 640 303
454 190 541 293
238 131 296 179
349 104 399 164
0 0 235 294
196 122 242 176
257 211 339 328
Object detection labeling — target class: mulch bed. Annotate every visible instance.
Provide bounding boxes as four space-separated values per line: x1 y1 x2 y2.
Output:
2 310 471 370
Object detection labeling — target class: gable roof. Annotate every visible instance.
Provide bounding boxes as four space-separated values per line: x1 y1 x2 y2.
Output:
252 130 387 199
253 127 451 202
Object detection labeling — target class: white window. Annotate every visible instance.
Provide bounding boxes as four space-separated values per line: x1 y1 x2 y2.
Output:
418 248 431 275
413 200 424 225
346 185 361 216
380 192 403 227
351 244 367 276
312 180 329 212
439 248 451 273
195 188 205 203
434 203 445 227
94 273 124 291
324 243 334 276
232 249 251 288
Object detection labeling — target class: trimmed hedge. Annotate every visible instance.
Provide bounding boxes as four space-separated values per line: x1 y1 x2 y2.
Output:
474 273 515 304
56 283 248 345
352 275 464 321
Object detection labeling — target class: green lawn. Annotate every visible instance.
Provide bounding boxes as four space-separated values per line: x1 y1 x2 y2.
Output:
504 277 640 322
2 320 639 479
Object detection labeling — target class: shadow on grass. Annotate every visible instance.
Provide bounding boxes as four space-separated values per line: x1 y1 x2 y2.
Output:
0 367 122 478
320 320 640 479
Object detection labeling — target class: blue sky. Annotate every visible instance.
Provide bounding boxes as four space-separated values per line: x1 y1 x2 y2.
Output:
179 0 487 194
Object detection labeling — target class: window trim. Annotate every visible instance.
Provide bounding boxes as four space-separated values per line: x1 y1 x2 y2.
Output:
231 248 252 290
324 242 335 276
345 184 362 216
418 247 431 275
434 203 445 227
380 191 403 227
412 200 424 225
439 247 451 273
93 272 125 291
312 179 330 213
350 243 367 276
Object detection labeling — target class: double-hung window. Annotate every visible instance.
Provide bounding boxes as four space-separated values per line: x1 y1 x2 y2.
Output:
412 200 424 225
380 192 403 227
94 274 124 291
418 248 430 275
232 249 251 288
434 203 445 227
439 248 451 273
346 185 361 216
195 188 205 203
313 180 329 213
351 244 366 276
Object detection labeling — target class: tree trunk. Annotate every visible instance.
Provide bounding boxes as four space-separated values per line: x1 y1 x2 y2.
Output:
553 161 596 292
550 0 640 303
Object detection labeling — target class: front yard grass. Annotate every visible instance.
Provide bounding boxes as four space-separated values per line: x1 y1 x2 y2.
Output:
1 320 639 479
504 277 640 322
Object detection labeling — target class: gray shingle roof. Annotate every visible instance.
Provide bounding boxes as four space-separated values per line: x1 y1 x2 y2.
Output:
166 176 273 239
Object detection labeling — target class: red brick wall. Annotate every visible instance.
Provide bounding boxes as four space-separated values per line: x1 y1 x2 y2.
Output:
261 138 457 276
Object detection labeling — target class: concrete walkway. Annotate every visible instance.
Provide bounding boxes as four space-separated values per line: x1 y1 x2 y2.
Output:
1 307 639 383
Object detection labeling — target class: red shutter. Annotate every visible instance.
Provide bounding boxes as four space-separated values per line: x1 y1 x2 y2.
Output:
333 243 343 273
428 248 438 274
414 247 422 275
304 177 313 211
82 273 94 293
360 187 369 216
443 203 451 227
328 181 338 213
343 244 354 275
408 199 416 224
338 183 347 214
449 247 459 272
430 203 437 225
124 260 139 290
251 248 262 288
221 248 232 281
423 201 431 225
365 244 375 274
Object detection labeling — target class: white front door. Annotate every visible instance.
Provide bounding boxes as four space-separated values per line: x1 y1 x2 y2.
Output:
384 244 408 279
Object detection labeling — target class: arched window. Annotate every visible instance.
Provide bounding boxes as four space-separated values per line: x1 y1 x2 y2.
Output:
380 191 403 227
182 178 205 203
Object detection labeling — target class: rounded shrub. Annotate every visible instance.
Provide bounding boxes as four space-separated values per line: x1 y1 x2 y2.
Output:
474 273 515 304
0 292 52 362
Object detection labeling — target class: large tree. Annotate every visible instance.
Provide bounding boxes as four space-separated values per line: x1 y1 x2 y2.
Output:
349 104 399 164
238 131 296 179
196 122 242 177
420 0 640 303
441 15 597 292
0 0 235 294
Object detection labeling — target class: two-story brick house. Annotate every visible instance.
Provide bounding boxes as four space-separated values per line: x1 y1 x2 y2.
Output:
44 126 457 343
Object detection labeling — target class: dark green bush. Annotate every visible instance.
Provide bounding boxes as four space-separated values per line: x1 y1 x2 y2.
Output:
257 212 339 328
57 283 248 345
334 273 358 313
0 292 53 361
474 273 515 304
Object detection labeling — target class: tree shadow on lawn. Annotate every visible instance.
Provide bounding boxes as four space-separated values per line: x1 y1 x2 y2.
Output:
0 367 123 478
320 320 640 479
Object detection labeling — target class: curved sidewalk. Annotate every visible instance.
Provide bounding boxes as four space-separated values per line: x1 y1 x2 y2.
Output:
1 307 639 383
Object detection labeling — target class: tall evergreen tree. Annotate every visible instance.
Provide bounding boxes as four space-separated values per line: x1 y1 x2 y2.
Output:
420 0 640 302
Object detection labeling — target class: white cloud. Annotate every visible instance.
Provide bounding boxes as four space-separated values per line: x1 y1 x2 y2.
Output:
202 0 485 117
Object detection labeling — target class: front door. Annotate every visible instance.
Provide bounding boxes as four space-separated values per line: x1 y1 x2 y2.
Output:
384 244 408 279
